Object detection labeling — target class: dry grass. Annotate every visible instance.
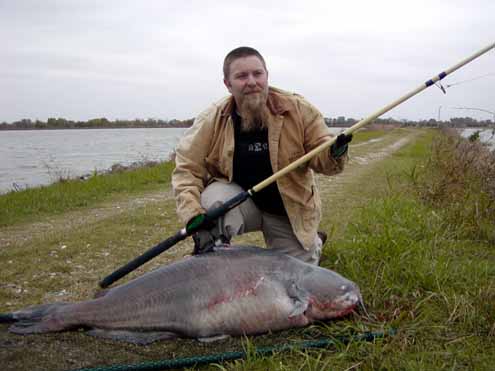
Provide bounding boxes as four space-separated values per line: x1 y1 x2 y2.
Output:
414 128 495 241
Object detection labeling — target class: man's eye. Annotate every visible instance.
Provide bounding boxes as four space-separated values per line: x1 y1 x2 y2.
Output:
236 74 248 79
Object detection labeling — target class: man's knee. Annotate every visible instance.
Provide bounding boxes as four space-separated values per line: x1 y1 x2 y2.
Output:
201 182 245 209
200 182 262 239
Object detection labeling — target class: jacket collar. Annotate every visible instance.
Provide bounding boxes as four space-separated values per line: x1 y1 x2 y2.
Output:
220 86 290 117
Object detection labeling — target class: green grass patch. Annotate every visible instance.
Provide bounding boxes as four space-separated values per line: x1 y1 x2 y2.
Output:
352 128 391 143
321 194 495 370
0 161 175 226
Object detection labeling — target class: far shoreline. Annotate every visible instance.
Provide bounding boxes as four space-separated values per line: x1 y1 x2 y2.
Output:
0 126 191 131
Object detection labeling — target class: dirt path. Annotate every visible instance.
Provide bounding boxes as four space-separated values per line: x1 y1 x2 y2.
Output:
0 191 173 249
318 131 419 197
0 129 420 249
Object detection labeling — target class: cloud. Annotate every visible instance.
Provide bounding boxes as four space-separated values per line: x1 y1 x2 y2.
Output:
1 0 494 122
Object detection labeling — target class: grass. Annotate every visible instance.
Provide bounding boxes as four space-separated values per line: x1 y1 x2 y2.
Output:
0 161 175 226
0 128 494 370
413 129 495 241
314 129 494 370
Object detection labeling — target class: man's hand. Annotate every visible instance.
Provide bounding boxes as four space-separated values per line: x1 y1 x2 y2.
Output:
186 213 209 234
187 214 217 255
330 133 353 159
192 229 216 255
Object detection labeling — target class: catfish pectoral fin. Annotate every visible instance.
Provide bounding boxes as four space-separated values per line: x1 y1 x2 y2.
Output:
198 334 230 343
287 282 310 318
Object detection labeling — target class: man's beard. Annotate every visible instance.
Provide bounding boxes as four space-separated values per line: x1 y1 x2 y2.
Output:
238 90 269 132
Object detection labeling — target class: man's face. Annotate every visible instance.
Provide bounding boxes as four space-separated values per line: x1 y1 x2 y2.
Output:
224 55 269 109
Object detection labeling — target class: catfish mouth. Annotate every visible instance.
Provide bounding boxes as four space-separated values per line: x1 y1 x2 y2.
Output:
307 290 361 319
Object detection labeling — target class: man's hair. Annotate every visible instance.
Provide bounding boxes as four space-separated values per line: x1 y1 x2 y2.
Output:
223 46 267 79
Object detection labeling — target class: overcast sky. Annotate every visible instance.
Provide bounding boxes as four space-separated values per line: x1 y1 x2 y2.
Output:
1 0 494 123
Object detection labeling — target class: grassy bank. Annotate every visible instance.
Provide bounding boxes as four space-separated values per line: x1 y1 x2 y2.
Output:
1 128 493 370
0 161 175 227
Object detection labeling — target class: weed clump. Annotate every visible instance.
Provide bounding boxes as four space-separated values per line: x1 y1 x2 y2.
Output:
414 129 495 241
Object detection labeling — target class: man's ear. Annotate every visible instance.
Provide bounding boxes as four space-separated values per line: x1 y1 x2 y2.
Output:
224 78 232 93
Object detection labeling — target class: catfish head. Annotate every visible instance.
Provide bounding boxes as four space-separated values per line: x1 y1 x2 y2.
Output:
298 265 362 321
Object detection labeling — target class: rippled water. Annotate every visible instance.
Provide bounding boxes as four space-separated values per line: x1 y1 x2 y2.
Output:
0 128 186 193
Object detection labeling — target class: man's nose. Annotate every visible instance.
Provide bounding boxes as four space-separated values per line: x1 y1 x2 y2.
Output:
247 74 257 86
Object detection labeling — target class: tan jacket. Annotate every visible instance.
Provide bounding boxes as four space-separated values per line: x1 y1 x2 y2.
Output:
172 86 347 249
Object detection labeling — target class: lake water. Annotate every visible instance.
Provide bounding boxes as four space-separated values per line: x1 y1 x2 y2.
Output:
1 127 493 194
459 128 495 150
0 128 187 194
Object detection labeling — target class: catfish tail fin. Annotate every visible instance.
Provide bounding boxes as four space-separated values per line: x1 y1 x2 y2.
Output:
6 302 71 334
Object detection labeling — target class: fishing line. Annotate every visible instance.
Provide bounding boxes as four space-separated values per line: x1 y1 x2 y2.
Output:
444 48 495 89
434 49 494 93
445 72 495 88
66 329 397 371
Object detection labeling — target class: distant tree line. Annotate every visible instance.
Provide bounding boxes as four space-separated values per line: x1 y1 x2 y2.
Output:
0 116 493 130
325 116 494 128
0 117 194 130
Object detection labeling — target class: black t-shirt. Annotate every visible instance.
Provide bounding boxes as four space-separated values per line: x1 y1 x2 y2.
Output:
232 110 287 216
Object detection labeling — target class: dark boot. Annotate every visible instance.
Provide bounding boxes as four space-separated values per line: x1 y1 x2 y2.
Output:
317 231 328 246
192 231 230 255
192 230 216 255
214 234 230 247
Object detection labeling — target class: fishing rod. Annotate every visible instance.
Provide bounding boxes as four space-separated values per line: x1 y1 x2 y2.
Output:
451 106 495 122
99 41 495 289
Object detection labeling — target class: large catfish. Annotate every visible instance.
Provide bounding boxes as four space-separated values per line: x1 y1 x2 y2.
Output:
0 246 361 344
